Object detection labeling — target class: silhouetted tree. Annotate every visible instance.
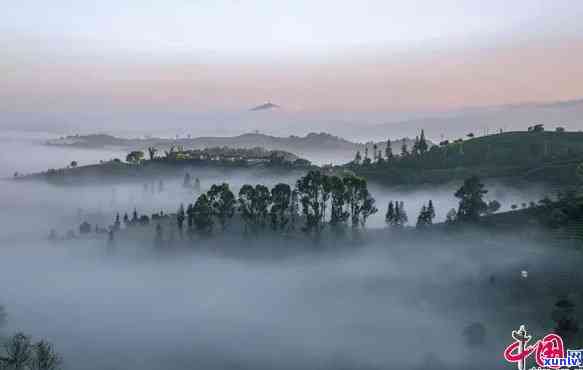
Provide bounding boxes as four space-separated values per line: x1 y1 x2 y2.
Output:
2 332 33 369
328 176 349 229
207 183 236 231
343 174 377 228
192 194 213 234
30 340 62 370
418 129 428 154
455 176 488 222
270 183 292 231
353 150 362 165
177 204 185 236
385 138 393 161
297 171 328 235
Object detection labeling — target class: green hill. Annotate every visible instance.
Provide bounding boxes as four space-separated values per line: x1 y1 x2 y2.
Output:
350 130 583 186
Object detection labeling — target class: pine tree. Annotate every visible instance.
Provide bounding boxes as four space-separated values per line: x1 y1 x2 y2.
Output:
385 139 393 161
400 139 409 157
385 201 394 226
427 200 436 222
114 213 121 231
416 204 428 228
354 150 362 165
419 129 428 154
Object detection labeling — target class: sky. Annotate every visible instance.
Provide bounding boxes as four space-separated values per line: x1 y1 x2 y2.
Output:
2 0 583 115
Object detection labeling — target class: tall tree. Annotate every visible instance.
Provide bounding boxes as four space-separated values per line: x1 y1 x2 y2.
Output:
343 174 377 228
207 183 236 231
192 194 213 234
353 150 362 165
177 204 185 236
296 171 328 235
418 129 428 154
400 139 409 157
328 176 349 228
270 183 292 231
30 340 62 370
455 176 488 222
385 138 393 161
385 201 395 226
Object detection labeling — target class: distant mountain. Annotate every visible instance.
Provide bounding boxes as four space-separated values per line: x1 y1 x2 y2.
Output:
46 132 426 165
360 98 583 141
250 102 280 111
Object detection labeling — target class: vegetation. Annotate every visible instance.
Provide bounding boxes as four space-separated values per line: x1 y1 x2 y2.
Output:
349 128 583 186
0 333 62 370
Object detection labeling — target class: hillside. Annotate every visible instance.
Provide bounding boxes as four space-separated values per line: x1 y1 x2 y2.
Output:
46 132 424 164
351 129 583 186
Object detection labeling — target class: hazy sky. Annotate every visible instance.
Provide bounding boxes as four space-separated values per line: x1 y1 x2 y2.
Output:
2 1 583 113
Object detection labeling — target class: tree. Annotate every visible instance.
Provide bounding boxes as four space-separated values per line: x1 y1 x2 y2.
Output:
126 150 144 164
454 176 488 222
353 150 362 165
69 161 77 168
362 145 371 166
296 171 328 235
427 200 436 221
123 213 130 227
385 138 393 161
385 201 395 226
186 204 194 229
207 183 236 231
416 204 429 228
343 174 377 228
238 185 256 234
238 184 271 234
177 204 185 236
113 213 121 231
400 139 409 157
192 194 213 234
373 143 379 163
3 332 33 369
418 130 428 154
30 340 62 370
270 183 292 231
147 147 158 161
328 176 349 228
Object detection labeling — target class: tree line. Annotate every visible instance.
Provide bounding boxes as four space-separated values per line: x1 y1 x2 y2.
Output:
168 170 379 239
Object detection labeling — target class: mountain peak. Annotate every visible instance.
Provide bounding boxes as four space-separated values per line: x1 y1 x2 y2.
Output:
250 101 280 111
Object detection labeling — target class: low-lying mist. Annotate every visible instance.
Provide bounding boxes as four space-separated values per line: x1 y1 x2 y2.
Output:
0 131 567 370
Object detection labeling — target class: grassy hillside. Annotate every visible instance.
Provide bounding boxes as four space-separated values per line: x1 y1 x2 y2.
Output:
351 130 583 186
